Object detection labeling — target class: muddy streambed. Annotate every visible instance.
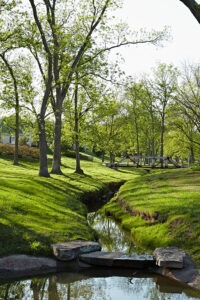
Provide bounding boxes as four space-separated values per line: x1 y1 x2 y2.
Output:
0 191 200 299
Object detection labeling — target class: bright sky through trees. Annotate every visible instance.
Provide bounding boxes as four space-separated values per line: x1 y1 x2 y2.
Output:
116 0 200 75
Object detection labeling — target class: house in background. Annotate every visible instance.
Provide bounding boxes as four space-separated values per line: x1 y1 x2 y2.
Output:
0 131 32 146
0 117 33 146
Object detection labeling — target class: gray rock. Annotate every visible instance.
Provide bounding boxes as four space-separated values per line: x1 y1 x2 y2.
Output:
0 255 56 272
153 247 185 269
79 251 155 269
52 240 101 261
0 255 58 279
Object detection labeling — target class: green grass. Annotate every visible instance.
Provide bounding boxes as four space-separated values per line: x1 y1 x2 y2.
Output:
2 155 199 265
102 168 200 265
0 156 140 257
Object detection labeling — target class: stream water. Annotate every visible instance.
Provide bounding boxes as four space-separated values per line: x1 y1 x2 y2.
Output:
0 203 200 299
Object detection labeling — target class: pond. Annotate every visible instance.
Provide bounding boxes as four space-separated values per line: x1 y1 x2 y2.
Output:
0 205 200 299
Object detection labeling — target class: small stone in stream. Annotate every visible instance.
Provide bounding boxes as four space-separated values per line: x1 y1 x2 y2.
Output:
52 240 101 261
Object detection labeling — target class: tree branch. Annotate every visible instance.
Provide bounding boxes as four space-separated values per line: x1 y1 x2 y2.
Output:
179 0 200 23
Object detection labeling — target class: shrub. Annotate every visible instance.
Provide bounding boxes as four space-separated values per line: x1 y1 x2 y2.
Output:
0 144 39 158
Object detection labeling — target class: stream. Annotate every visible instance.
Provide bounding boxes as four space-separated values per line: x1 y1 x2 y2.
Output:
0 196 200 299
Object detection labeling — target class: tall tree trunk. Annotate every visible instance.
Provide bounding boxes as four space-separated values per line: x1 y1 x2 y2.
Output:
0 54 20 165
29 0 53 177
135 120 140 155
160 114 165 168
101 151 105 163
190 143 195 163
74 79 84 174
109 152 115 164
13 95 19 166
51 108 63 174
151 112 155 157
38 116 49 177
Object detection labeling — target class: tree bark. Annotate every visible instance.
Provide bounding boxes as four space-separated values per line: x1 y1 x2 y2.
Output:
38 116 50 177
29 0 53 177
0 54 19 165
160 114 165 168
14 98 19 166
51 107 63 174
179 0 200 23
74 78 84 174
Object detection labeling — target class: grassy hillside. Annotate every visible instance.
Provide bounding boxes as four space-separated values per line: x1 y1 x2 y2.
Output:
0 156 140 257
102 168 200 264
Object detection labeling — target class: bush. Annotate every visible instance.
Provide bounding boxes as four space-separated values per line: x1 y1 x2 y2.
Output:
0 144 39 158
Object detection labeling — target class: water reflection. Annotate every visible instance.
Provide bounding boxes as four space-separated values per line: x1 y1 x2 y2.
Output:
0 273 200 300
88 212 142 253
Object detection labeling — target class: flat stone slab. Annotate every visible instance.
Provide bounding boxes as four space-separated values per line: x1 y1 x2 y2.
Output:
0 255 57 279
79 251 155 269
153 247 185 269
52 240 101 261
0 255 56 271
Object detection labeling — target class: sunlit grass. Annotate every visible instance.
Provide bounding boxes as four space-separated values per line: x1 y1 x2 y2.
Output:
0 156 140 257
103 168 200 265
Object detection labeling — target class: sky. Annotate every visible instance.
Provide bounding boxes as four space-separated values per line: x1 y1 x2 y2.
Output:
115 0 200 76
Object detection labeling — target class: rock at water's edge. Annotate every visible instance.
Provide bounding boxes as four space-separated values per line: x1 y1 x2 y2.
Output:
52 240 101 261
153 247 185 269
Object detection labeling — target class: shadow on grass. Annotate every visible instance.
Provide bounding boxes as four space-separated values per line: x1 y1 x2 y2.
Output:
0 222 52 257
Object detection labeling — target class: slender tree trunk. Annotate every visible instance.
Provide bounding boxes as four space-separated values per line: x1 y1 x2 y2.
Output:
29 0 53 177
0 54 20 165
151 112 155 156
38 116 49 177
109 152 115 164
135 121 140 155
190 143 195 163
133 109 140 155
74 79 84 174
101 151 105 163
13 96 19 166
160 114 165 168
51 107 63 174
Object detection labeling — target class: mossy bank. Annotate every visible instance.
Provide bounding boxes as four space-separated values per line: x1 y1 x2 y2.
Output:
102 168 200 265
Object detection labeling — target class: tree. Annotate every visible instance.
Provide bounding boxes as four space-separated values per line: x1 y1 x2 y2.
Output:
179 0 200 23
27 0 53 177
0 53 20 165
175 63 200 151
26 0 167 176
151 64 178 167
0 3 32 165
141 78 161 157
87 95 126 163
125 82 143 155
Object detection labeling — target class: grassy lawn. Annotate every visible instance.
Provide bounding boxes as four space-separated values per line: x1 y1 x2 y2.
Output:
102 168 200 265
0 156 140 257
